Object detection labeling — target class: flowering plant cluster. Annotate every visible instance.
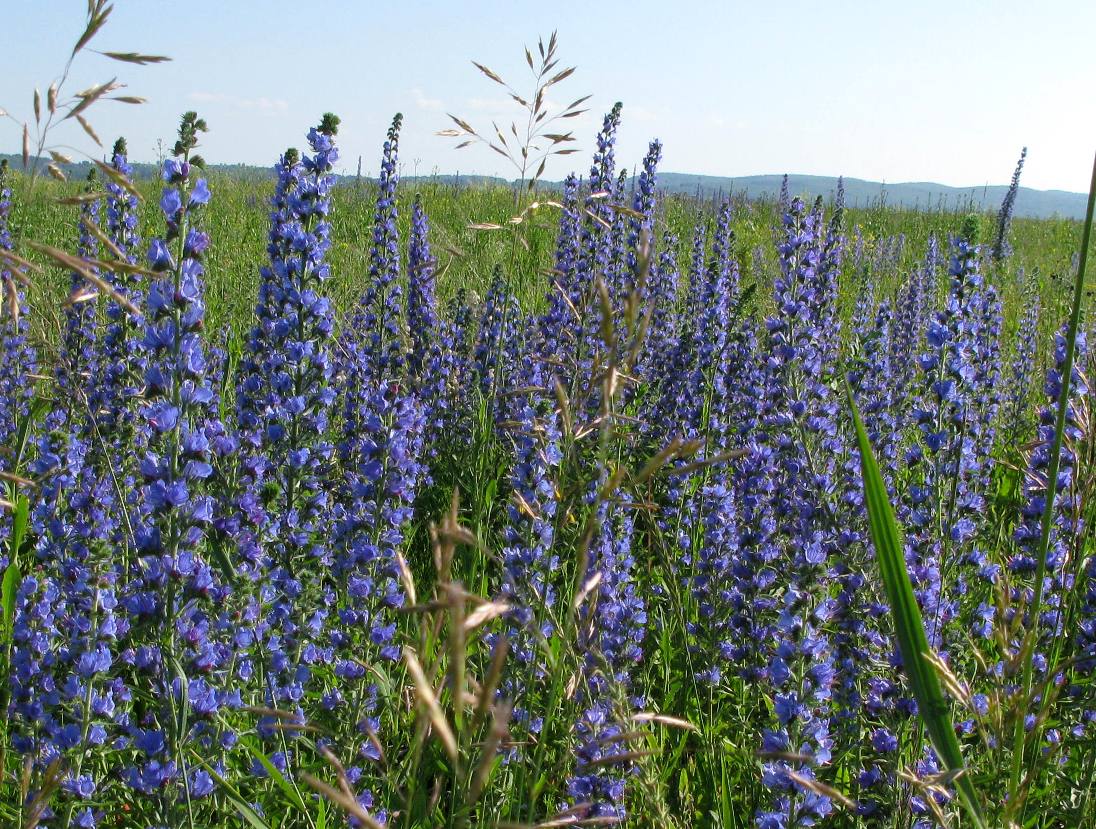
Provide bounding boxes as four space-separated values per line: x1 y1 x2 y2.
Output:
0 102 1092 829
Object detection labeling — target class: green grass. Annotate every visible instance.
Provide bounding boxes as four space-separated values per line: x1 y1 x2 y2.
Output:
8 171 1083 357
2 165 1092 828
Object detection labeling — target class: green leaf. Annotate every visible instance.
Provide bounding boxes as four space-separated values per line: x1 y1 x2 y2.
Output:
2 495 30 644
242 738 309 813
846 382 986 829
193 753 273 829
11 398 49 475
1 558 22 647
10 494 28 553
208 539 238 586
1009 151 1096 804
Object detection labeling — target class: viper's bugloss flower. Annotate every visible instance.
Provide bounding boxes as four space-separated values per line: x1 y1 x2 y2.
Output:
258 121 339 526
1005 278 1041 443
618 139 662 326
59 174 102 412
8 169 143 821
686 477 741 685
121 111 233 812
970 285 1004 486
498 379 562 670
852 301 898 472
752 196 852 826
407 194 440 381
572 104 622 371
91 139 147 463
568 499 645 821
1013 327 1088 668
473 268 523 411
0 162 38 552
329 378 424 781
351 113 406 386
228 120 342 756
538 173 581 366
906 238 996 643
236 146 305 448
643 217 706 440
3 102 1089 826
992 147 1026 261
641 233 679 385
406 194 451 464
889 241 940 430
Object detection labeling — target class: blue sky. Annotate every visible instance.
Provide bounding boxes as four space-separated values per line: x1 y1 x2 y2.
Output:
2 0 1093 192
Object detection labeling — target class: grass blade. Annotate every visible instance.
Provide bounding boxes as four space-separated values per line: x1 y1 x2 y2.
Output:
192 753 273 829
11 399 48 476
2 495 29 645
846 383 986 829
1009 149 1096 802
242 738 309 813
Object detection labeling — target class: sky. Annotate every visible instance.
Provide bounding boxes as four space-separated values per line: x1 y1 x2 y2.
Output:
2 0 1094 193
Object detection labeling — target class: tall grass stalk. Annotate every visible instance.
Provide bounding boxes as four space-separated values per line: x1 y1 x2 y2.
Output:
1007 150 1096 807
846 383 987 829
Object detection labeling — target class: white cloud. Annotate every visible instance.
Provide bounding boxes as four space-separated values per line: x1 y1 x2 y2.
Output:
240 96 289 113
466 96 515 112
626 104 658 123
411 87 443 111
187 91 288 113
187 91 227 103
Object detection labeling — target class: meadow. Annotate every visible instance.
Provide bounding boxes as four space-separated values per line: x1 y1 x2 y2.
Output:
0 97 1094 829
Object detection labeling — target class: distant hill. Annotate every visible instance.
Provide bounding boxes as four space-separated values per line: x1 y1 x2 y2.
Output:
0 154 264 184
0 154 510 190
2 154 1085 220
655 172 1087 220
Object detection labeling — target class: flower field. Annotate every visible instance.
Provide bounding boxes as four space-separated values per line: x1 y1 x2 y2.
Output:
1 99 1094 829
